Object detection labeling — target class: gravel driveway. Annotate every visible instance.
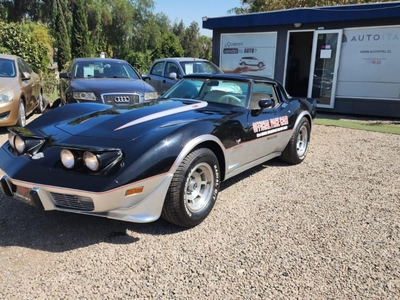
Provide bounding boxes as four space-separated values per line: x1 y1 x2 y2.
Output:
0 116 399 299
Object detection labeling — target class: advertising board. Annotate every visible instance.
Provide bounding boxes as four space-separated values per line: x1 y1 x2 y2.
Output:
336 26 400 100
220 32 277 78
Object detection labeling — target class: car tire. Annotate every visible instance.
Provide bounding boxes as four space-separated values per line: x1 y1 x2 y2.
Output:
162 148 220 228
258 62 265 68
35 91 45 113
280 117 310 165
16 100 26 127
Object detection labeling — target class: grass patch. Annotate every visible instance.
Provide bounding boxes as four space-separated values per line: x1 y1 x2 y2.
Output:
314 118 400 135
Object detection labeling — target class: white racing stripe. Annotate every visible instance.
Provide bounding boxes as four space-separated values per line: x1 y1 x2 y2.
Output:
114 101 208 131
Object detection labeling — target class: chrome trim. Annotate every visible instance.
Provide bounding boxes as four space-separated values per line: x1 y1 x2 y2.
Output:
224 152 282 180
101 92 140 105
2 172 173 223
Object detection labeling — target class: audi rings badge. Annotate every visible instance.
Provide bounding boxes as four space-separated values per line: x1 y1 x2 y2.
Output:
114 96 131 103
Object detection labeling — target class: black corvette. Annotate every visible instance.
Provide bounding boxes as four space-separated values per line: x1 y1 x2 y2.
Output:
0 74 316 228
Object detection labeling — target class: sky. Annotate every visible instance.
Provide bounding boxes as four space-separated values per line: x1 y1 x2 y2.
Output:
153 0 240 37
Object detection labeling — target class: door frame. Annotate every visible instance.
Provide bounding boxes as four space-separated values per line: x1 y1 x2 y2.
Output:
307 29 343 109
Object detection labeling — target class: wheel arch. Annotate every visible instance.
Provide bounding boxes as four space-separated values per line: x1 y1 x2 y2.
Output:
171 135 227 182
295 111 312 130
193 140 226 181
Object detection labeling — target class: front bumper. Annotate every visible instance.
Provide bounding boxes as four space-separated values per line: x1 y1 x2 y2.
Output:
0 100 18 126
0 173 173 223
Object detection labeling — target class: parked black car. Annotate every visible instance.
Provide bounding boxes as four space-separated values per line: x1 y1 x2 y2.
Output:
0 73 316 228
58 58 158 106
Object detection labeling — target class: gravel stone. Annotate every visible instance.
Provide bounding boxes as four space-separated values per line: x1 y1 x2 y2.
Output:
0 116 399 299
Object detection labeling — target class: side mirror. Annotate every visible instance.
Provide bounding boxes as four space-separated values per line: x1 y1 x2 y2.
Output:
169 72 178 80
259 99 274 109
142 74 149 81
59 72 69 79
21 72 31 80
251 99 274 116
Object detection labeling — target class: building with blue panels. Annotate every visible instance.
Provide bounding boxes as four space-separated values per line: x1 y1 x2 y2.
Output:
203 2 400 118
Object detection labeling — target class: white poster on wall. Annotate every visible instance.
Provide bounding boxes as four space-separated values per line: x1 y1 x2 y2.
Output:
336 26 400 99
220 32 277 78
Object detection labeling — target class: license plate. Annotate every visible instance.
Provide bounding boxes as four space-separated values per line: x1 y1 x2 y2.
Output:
13 185 33 206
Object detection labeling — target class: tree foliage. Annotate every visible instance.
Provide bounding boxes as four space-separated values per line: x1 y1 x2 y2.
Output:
0 20 50 72
55 0 71 71
0 0 214 74
151 32 184 60
71 0 91 58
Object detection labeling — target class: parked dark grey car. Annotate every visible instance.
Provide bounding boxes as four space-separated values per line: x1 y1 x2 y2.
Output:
58 58 158 106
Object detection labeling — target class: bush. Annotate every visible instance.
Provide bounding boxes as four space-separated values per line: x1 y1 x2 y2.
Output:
0 20 51 73
125 51 153 74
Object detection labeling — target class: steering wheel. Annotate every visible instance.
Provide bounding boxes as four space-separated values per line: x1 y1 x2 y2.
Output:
219 95 242 106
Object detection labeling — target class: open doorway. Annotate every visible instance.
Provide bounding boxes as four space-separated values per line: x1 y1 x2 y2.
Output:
284 31 313 97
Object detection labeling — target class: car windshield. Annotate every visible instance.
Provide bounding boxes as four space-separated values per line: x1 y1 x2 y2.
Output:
0 59 16 77
180 61 223 75
73 61 140 79
161 78 250 108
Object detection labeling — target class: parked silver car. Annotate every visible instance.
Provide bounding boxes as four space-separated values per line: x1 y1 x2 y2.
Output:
142 57 223 95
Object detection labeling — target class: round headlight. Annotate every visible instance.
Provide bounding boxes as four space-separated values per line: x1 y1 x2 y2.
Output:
14 135 26 154
60 149 76 169
8 132 16 149
83 151 99 171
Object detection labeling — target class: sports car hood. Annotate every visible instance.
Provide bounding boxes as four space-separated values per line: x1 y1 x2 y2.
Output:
71 78 152 94
51 99 213 141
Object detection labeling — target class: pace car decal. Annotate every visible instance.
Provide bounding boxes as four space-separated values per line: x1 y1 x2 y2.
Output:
114 101 208 131
253 115 289 138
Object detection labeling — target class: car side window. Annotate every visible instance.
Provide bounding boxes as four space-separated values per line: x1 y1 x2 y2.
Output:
150 61 164 76
21 59 33 73
165 62 179 77
17 59 30 78
250 83 279 109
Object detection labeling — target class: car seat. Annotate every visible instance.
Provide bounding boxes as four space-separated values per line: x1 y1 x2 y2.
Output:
75 65 84 78
168 65 178 74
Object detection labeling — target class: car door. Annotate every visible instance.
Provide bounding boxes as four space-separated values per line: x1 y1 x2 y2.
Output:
245 82 294 163
146 61 165 94
59 63 74 104
161 61 181 94
17 58 38 113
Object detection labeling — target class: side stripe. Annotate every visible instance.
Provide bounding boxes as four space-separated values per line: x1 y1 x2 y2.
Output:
114 101 208 131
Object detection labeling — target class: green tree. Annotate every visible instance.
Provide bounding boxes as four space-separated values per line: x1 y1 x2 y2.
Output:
172 20 185 37
199 35 212 60
181 22 202 58
0 20 49 72
151 32 184 60
125 50 153 74
104 0 135 57
55 0 71 70
71 0 91 58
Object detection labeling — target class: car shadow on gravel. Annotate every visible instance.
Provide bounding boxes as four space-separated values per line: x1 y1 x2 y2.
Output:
0 194 188 253
0 159 285 253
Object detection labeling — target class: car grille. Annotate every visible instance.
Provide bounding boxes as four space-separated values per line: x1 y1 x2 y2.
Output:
102 93 140 105
50 192 94 211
